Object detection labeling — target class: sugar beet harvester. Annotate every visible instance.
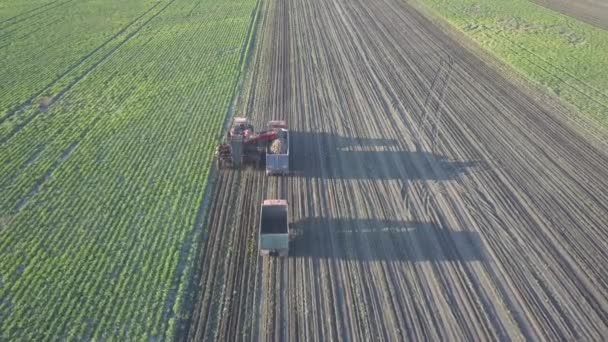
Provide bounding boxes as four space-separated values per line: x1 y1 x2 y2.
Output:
215 117 291 257
216 117 289 175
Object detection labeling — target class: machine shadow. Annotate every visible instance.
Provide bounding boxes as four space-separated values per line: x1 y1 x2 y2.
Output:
290 217 485 262
288 131 480 181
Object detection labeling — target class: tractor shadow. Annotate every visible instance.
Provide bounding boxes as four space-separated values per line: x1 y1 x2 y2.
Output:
288 131 481 181
290 217 485 262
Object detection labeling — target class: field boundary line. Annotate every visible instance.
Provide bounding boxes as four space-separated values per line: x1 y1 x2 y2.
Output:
407 0 608 150
500 37 608 105
530 0 608 31
170 0 266 339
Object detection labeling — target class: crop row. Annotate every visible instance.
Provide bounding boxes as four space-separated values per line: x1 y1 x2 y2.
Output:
0 0 159 122
0 0 258 339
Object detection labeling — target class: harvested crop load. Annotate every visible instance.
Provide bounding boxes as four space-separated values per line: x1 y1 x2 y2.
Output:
270 137 287 154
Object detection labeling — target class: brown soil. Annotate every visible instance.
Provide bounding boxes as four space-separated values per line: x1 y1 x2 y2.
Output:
533 0 608 30
187 0 608 340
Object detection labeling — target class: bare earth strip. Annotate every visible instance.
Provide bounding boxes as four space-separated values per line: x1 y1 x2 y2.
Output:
533 0 608 30
187 0 608 340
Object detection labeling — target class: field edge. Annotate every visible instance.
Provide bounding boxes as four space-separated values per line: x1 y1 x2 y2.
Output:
169 0 266 339
407 0 608 148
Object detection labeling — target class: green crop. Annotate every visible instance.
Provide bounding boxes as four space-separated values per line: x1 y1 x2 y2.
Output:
416 0 608 124
0 0 258 339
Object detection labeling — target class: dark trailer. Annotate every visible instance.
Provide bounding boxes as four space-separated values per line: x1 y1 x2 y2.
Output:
259 199 289 256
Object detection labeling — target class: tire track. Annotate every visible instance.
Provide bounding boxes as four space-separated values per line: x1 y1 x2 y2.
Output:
0 0 73 32
0 0 165 128
187 0 608 339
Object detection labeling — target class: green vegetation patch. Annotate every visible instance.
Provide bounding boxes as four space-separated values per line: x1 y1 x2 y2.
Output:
416 0 608 124
0 0 258 339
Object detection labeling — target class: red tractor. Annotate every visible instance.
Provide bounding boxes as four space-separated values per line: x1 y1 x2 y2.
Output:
216 117 288 170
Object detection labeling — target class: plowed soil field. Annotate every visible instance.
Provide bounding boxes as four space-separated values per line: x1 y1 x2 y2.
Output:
187 0 608 340
533 0 608 30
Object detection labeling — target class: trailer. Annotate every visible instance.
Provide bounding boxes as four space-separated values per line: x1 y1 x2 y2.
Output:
265 120 289 175
259 199 289 256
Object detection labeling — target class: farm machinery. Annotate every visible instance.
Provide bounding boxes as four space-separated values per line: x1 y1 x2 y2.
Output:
216 117 289 174
259 200 289 256
215 117 291 256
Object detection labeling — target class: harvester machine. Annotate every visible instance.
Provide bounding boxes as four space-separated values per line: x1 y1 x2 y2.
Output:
216 117 289 173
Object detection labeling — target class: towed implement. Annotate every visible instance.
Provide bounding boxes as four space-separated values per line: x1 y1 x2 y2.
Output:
216 117 292 257
259 200 289 256
265 121 289 175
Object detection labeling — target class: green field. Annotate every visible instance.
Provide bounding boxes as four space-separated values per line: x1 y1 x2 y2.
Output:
416 0 608 124
0 0 258 339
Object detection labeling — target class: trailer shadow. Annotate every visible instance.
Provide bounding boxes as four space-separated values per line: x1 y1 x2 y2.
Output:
290 217 485 262
288 131 481 181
